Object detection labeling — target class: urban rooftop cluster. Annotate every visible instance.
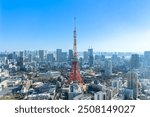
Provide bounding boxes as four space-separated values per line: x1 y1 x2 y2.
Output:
0 50 150 100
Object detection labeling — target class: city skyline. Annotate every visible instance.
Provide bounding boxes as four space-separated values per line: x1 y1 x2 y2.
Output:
1 0 150 52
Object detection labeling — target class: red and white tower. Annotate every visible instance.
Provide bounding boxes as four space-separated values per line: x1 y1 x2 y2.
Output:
68 17 83 84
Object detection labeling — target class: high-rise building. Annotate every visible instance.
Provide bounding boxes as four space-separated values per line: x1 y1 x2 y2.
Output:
12 52 17 60
79 57 83 69
7 53 13 60
56 49 62 62
47 53 54 62
28 54 32 62
88 48 94 67
127 71 138 99
62 52 67 62
130 54 140 69
143 67 150 79
111 54 119 67
20 51 24 58
17 51 24 70
144 51 150 67
68 49 73 62
104 59 112 76
83 51 88 62
39 50 44 62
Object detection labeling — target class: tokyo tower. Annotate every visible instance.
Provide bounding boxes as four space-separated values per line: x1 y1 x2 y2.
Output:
68 17 83 84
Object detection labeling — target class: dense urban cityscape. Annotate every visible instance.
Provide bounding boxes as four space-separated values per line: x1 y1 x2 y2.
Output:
0 48 150 100
1 13 150 100
1 0 150 101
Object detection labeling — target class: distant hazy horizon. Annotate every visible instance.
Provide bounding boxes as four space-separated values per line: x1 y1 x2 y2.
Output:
1 0 150 52
0 48 144 55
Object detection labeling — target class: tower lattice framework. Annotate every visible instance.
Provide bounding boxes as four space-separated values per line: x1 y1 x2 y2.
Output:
68 17 83 84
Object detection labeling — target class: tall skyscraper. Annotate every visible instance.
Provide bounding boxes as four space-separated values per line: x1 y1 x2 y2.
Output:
130 54 140 69
47 53 54 62
17 51 24 70
83 51 88 62
144 51 150 67
56 49 62 62
68 49 73 62
12 52 17 60
104 59 112 76
127 71 138 99
62 52 67 62
111 54 118 67
39 50 44 62
28 54 32 62
20 51 24 58
88 48 94 67
7 53 13 60
79 57 83 69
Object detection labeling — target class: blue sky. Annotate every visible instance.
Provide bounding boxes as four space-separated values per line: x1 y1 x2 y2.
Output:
1 0 150 52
